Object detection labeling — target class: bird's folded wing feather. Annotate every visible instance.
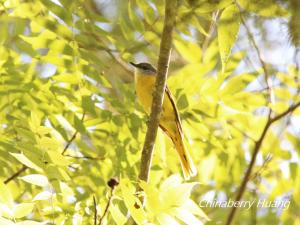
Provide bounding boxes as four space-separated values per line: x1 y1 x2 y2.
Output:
164 86 183 136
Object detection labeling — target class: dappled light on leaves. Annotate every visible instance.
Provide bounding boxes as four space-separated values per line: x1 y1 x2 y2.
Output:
0 0 299 224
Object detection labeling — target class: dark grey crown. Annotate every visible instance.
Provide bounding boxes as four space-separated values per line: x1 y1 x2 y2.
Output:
130 62 157 73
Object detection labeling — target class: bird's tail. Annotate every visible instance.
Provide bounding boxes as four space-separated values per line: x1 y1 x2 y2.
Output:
172 135 197 180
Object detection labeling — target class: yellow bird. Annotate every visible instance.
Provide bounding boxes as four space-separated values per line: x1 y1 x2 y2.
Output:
130 62 197 179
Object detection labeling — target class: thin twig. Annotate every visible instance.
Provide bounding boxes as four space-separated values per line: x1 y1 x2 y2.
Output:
93 196 97 225
202 10 220 59
138 0 177 190
225 101 300 225
238 7 275 105
227 121 256 141
4 165 28 184
61 112 85 155
98 187 115 225
250 154 272 181
64 154 105 160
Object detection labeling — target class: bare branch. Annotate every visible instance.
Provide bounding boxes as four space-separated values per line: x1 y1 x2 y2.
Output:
138 0 177 188
4 165 28 184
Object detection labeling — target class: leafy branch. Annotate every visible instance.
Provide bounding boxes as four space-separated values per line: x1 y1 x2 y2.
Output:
225 101 300 225
138 0 177 188
4 113 86 184
225 7 299 223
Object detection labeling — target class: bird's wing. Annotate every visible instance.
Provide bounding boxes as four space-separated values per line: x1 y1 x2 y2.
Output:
164 85 184 136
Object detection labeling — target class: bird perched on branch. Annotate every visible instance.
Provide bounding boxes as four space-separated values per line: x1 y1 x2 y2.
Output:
130 62 197 179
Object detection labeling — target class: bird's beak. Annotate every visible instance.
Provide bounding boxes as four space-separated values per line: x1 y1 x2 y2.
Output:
130 62 138 67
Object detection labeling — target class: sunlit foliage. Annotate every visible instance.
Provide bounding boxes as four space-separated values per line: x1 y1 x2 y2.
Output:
0 0 299 224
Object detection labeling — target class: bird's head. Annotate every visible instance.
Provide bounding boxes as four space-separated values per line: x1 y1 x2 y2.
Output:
130 62 157 75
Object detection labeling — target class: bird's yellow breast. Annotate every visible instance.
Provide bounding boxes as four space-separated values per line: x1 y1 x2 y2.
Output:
134 73 156 114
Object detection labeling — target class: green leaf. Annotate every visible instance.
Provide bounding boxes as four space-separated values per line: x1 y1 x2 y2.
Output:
29 111 41 131
33 191 52 201
46 151 69 166
221 73 256 96
53 73 81 84
0 217 14 225
74 115 86 133
237 0 289 17
290 163 298 181
120 179 147 225
13 203 35 219
40 0 72 25
19 174 49 187
159 175 198 208
139 181 161 215
0 203 13 218
174 40 202 63
217 4 241 72
109 203 127 225
157 213 180 225
172 208 204 225
182 200 210 221
9 153 43 172
16 220 46 225
0 183 13 206
82 96 96 115
128 0 144 32
177 94 189 110
44 165 70 181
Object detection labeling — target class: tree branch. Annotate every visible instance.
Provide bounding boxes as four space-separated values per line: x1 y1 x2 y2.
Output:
4 165 28 184
138 0 177 187
225 101 300 225
270 102 300 123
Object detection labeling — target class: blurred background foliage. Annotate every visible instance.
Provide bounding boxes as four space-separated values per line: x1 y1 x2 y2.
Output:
0 0 299 224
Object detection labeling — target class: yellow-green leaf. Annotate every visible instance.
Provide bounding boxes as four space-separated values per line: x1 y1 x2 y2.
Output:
20 174 49 187
217 4 241 72
13 203 34 219
109 203 127 225
120 179 147 225
174 40 202 63
0 183 13 207
237 0 289 17
9 153 43 172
